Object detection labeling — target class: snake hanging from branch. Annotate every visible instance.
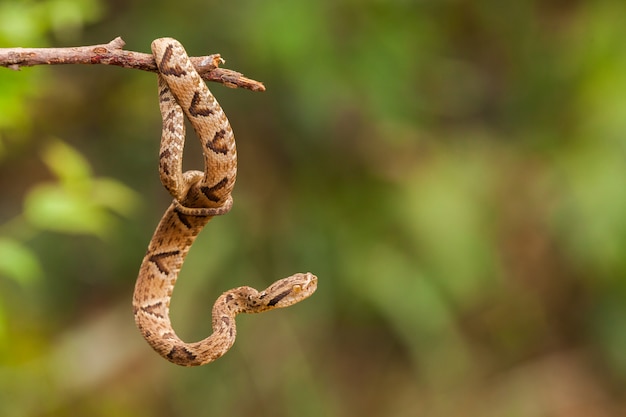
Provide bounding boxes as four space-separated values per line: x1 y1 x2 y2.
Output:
132 38 317 366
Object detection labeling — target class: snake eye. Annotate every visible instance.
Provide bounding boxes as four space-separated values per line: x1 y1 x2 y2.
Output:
292 285 302 293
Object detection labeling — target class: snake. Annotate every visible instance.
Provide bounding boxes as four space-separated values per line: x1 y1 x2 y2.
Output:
132 38 317 366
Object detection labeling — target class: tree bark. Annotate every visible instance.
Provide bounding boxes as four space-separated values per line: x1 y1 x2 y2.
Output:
0 37 265 92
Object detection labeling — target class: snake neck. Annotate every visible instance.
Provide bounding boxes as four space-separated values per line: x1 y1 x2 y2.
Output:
212 287 266 320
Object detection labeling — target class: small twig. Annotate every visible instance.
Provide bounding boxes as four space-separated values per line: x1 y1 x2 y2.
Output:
0 36 265 92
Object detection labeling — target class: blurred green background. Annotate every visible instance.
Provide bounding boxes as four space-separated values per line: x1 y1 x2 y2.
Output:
1 0 626 416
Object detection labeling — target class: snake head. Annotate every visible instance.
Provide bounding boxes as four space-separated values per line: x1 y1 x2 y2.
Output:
259 272 318 309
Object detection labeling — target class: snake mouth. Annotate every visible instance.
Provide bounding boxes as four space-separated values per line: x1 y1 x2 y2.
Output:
304 273 318 289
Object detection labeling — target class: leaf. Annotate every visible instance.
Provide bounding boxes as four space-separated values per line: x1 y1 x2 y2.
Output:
0 237 42 284
92 177 141 217
40 139 92 189
23 183 110 237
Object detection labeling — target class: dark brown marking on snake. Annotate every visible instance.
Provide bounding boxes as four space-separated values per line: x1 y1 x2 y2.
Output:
206 128 229 155
225 294 234 302
221 316 230 326
167 346 197 362
141 302 164 318
164 109 177 122
158 44 187 77
188 92 214 117
200 177 229 202
159 148 171 160
173 209 193 229
267 289 292 307
148 250 180 275
163 110 178 133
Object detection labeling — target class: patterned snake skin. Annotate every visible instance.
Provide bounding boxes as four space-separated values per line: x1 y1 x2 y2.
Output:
132 38 317 366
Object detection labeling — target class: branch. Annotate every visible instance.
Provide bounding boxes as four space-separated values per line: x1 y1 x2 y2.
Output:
0 36 265 92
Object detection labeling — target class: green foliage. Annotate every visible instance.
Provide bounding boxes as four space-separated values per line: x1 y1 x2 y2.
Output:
0 0 102 44
1 0 626 416
23 140 139 236
0 0 103 139
0 237 42 284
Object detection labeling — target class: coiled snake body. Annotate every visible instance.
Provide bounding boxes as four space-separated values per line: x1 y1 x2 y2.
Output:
133 38 317 366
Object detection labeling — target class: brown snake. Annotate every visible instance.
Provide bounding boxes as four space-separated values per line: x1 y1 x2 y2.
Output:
132 38 317 366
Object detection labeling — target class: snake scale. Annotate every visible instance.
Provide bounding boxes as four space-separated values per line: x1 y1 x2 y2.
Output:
133 38 317 366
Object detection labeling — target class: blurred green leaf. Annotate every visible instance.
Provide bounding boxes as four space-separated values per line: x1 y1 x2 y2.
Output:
0 0 103 45
23 183 110 236
0 2 43 45
46 0 104 40
40 139 92 189
554 146 626 278
0 68 40 135
21 140 138 237
400 151 498 304
0 237 42 284
91 177 141 217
